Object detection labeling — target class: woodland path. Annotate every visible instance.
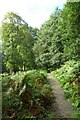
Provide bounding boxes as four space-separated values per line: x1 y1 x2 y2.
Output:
47 74 74 119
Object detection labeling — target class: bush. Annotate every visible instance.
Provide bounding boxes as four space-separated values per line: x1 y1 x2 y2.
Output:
2 69 53 119
52 60 80 118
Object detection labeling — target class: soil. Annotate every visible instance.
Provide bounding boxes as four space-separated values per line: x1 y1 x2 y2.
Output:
47 74 74 119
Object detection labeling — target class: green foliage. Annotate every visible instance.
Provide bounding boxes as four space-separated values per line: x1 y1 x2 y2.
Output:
33 3 80 71
28 26 39 42
52 60 80 118
1 12 35 73
2 70 54 119
33 7 63 71
1 2 80 119
58 2 80 60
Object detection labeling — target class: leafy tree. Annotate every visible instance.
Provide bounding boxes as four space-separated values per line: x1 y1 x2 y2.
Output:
29 26 39 42
1 12 35 73
58 2 80 60
33 8 63 71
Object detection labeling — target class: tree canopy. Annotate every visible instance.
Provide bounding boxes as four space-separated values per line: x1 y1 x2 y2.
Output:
1 2 80 72
1 12 35 73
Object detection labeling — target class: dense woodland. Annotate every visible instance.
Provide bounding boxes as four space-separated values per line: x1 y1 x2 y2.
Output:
0 1 80 119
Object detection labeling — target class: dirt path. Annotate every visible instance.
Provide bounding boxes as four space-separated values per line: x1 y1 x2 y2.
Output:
47 74 74 119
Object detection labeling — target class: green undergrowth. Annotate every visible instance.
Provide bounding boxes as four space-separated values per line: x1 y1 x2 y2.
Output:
52 60 80 118
1 69 54 119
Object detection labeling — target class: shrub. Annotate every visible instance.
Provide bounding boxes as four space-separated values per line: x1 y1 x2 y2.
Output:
52 60 80 118
2 69 53 119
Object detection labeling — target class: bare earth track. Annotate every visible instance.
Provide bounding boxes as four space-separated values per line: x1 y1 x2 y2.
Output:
47 74 74 119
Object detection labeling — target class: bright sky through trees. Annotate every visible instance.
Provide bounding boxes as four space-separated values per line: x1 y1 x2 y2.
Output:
0 0 67 28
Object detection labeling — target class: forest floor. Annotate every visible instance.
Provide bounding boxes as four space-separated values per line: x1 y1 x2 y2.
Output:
47 74 74 119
